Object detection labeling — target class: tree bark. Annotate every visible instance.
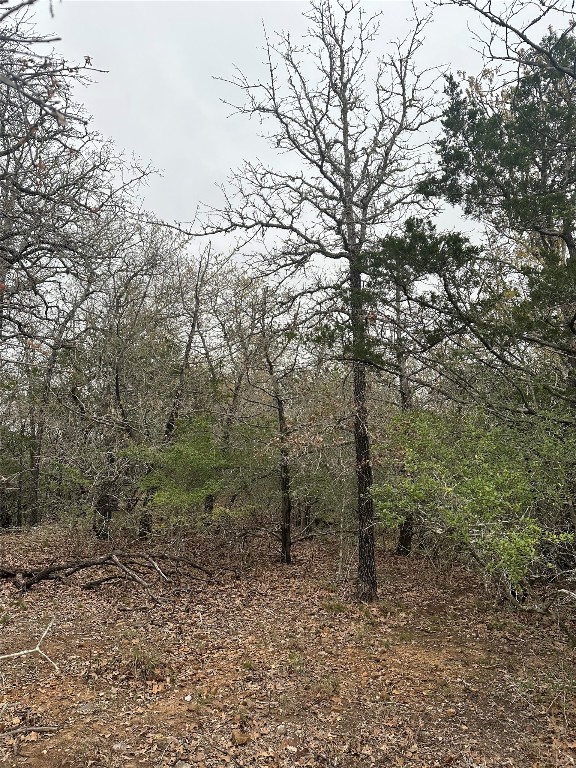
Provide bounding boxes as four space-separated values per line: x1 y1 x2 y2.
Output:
277 402 292 565
395 283 415 556
396 513 414 556
350 263 377 601
267 358 293 565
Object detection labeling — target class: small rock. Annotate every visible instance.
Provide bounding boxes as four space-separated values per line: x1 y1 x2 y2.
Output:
77 702 97 715
112 742 128 753
184 694 192 702
276 724 288 736
174 762 192 768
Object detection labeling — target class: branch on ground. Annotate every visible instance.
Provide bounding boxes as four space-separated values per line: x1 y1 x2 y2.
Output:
0 617 59 671
0 551 224 598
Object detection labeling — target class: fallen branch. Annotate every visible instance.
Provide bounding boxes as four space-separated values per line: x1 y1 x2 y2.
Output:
0 617 59 671
0 550 222 596
110 554 149 588
144 555 171 582
1 555 117 589
82 575 123 590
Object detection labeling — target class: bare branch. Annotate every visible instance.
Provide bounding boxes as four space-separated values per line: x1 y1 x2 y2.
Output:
0 617 59 671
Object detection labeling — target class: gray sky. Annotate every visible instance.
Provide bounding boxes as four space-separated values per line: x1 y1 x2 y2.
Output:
33 1 483 225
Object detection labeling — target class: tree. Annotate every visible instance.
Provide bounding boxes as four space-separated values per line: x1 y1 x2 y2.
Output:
440 0 576 81
0 1 148 352
422 30 576 412
202 0 435 600
257 291 303 564
0 3 158 530
429 32 576 255
0 0 89 126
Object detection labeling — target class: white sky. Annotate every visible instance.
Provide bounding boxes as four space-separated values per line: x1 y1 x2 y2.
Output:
31 1 485 226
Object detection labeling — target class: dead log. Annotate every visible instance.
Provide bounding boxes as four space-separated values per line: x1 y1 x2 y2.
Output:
0 551 222 595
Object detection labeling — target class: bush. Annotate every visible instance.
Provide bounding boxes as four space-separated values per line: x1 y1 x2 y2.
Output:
374 410 574 587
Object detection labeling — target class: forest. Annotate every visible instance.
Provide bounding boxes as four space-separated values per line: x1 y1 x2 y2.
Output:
0 0 576 765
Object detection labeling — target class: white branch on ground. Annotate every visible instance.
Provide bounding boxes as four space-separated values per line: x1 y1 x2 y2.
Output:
0 617 59 672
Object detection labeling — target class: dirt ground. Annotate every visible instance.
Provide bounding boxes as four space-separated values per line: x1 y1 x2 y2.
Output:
0 526 575 768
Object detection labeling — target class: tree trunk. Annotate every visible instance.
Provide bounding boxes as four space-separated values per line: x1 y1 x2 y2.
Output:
350 263 377 601
275 387 293 564
204 493 215 524
265 348 293 565
297 496 315 528
395 283 415 556
138 507 152 540
396 514 414 556
93 491 116 540
93 453 118 540
28 415 42 526
279 448 292 565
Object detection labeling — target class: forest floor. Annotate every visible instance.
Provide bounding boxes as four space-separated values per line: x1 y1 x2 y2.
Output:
0 526 575 768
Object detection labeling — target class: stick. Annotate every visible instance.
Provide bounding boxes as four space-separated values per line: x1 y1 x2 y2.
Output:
110 555 149 588
144 555 171 582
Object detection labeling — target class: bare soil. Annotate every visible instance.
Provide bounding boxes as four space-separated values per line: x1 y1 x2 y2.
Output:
0 526 575 767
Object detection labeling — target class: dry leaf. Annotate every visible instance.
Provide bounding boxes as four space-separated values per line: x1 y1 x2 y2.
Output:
231 729 251 746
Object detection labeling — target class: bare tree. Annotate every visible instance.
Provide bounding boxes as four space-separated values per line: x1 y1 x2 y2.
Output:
202 0 436 599
0 0 91 125
256 291 303 565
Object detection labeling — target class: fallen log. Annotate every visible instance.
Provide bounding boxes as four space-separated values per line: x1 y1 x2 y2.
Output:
0 551 219 595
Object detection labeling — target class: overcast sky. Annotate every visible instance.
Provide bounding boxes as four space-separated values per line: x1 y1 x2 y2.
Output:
31 1 485 226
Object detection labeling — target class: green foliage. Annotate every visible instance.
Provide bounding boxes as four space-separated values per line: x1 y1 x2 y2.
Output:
140 417 226 522
425 32 576 236
374 411 574 586
370 217 480 282
415 31 576 419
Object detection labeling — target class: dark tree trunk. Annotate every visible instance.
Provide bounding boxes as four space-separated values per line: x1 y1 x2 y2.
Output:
297 496 316 528
93 491 116 540
28 420 43 526
396 513 414 556
279 446 292 564
93 453 118 539
265 348 293 565
16 422 26 527
138 509 152 540
395 284 415 555
353 359 377 599
204 493 215 524
350 263 377 601
276 392 292 564
0 498 11 528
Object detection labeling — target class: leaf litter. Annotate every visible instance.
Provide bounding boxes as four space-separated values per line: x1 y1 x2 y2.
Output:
0 526 574 767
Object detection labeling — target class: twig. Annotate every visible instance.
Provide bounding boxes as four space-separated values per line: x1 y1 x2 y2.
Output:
147 552 214 577
144 555 171 582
